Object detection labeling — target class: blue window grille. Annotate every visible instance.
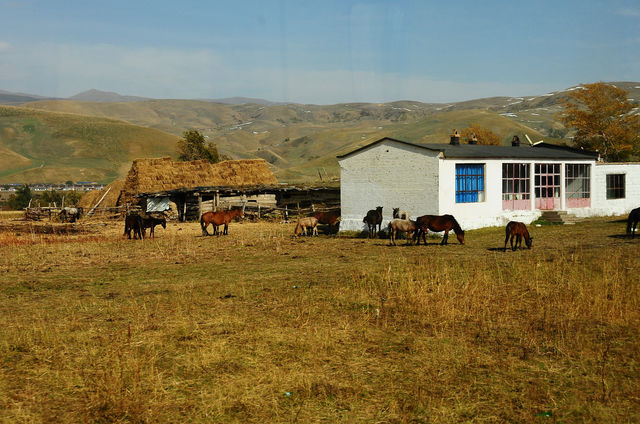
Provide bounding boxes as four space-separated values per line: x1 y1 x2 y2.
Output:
455 164 485 203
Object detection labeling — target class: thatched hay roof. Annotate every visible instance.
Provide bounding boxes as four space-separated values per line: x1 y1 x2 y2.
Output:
78 179 125 209
119 157 278 205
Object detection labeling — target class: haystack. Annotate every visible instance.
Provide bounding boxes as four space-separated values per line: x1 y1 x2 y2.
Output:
78 179 125 209
119 158 277 205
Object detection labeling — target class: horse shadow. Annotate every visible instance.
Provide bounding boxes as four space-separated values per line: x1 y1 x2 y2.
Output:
608 234 634 239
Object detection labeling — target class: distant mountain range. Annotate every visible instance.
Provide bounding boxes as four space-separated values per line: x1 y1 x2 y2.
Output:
0 88 283 106
1 83 638 184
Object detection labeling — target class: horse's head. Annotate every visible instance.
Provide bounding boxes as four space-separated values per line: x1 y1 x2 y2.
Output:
392 208 399 218
161 218 167 229
456 230 465 245
526 237 533 249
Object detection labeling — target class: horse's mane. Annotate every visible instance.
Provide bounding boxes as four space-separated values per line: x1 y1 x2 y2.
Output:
444 214 463 234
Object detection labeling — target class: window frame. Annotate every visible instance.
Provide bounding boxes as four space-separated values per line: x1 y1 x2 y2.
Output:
565 163 591 208
502 163 531 210
455 163 485 203
606 173 626 199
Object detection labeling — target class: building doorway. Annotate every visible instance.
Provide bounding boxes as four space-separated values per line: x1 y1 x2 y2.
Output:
535 163 560 210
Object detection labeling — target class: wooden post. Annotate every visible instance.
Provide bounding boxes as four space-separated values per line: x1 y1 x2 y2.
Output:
258 205 261 219
197 194 202 220
215 191 219 212
284 205 288 223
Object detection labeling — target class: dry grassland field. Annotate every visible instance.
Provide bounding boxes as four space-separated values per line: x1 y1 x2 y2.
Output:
0 215 639 423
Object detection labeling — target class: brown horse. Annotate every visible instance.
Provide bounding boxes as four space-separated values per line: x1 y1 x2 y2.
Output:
363 206 383 238
504 221 532 251
414 214 465 245
201 208 244 236
294 216 319 237
627 207 640 238
312 210 341 233
140 213 167 238
124 213 144 240
388 218 419 246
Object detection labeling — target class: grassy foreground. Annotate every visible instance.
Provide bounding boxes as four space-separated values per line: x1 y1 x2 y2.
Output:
0 218 639 423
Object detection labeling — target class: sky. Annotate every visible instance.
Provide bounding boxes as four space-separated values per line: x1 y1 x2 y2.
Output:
0 0 639 104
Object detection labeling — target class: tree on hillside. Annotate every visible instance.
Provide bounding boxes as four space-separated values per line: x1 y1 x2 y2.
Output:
177 129 227 163
7 184 32 210
560 82 640 161
460 124 501 145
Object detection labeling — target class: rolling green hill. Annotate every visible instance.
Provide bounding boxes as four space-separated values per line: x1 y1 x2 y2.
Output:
0 106 180 183
5 82 638 183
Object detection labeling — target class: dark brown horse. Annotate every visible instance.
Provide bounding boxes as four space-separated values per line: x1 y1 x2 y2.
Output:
124 213 144 240
627 207 640 238
140 213 166 238
504 221 532 251
312 210 341 233
201 208 244 236
363 206 383 238
414 214 465 245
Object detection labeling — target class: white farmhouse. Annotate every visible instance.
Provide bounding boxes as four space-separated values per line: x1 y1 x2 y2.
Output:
337 137 640 231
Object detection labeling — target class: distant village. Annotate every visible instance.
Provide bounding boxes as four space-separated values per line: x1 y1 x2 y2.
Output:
0 182 106 207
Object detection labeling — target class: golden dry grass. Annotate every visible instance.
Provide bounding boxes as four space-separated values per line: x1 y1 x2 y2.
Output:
0 217 638 423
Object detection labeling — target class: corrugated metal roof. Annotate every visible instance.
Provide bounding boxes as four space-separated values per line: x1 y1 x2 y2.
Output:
337 137 598 160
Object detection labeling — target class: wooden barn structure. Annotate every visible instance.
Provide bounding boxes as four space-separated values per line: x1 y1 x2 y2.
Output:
114 157 339 221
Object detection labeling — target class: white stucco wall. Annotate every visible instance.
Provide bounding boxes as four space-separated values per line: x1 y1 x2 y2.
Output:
438 159 539 230
339 142 640 232
338 140 440 232
572 162 640 218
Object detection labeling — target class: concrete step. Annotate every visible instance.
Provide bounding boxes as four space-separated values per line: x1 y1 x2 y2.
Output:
540 211 578 224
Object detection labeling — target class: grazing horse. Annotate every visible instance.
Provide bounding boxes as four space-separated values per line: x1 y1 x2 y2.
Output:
392 208 409 220
124 213 144 240
140 214 166 238
311 210 341 233
363 206 383 238
294 216 319 237
200 208 245 236
59 207 83 223
503 221 532 251
388 218 419 246
414 214 465 245
627 207 640 238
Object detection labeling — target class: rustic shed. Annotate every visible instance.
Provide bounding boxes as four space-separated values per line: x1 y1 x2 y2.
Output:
117 157 279 220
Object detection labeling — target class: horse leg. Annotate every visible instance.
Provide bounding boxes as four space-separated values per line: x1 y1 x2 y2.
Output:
510 235 516 251
504 232 510 252
420 229 427 245
441 230 449 245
